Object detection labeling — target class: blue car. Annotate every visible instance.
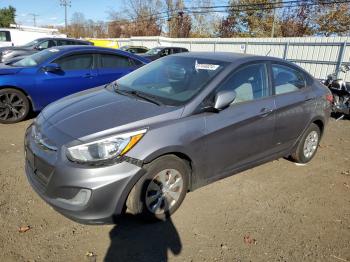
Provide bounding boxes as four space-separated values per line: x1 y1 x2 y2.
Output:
0 46 150 123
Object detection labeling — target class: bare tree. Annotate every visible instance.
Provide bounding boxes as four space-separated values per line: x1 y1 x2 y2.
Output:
166 0 191 37
108 0 163 37
191 0 220 37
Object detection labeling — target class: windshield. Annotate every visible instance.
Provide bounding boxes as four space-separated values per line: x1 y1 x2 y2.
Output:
112 56 228 106
145 47 162 55
12 48 59 67
22 40 39 48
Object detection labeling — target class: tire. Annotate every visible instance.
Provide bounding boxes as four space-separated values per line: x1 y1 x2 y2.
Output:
126 155 190 221
0 88 30 124
291 123 321 163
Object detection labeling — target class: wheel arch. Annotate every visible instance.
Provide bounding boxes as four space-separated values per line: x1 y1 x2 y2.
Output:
312 119 324 137
0 85 35 111
114 151 195 219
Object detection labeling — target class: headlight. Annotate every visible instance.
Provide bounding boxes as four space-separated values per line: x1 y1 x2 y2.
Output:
66 129 147 163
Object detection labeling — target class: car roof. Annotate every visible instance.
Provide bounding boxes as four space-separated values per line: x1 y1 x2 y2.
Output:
172 51 311 75
175 51 292 64
150 46 187 50
45 45 150 63
34 37 90 42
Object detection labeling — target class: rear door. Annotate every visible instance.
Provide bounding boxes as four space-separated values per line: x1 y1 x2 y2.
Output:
271 63 316 152
36 52 99 106
95 52 136 85
204 62 276 181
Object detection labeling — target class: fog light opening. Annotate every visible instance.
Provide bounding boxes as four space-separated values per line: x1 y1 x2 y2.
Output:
56 189 91 206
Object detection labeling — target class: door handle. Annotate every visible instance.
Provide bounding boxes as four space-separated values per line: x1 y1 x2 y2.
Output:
83 73 92 78
82 73 97 78
259 107 274 117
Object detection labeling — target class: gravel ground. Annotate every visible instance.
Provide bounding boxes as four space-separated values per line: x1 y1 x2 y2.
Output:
0 118 349 262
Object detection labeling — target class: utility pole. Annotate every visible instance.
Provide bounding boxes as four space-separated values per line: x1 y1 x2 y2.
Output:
271 0 281 38
29 13 39 27
60 0 71 31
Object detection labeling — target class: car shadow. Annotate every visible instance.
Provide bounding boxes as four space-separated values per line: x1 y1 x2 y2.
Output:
104 214 182 262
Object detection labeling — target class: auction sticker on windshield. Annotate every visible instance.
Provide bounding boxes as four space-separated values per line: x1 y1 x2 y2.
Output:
195 60 220 71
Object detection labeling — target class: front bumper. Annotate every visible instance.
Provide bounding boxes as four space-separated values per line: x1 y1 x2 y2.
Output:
24 126 145 224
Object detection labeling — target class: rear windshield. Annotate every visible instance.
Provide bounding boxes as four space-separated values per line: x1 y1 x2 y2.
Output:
12 48 59 67
113 56 228 106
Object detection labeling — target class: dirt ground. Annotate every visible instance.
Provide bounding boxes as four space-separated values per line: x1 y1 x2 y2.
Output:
0 118 349 262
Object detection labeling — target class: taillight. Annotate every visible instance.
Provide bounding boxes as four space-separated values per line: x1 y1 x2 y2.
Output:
326 94 334 103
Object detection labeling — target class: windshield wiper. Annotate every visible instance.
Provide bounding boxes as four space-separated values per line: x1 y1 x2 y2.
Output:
112 82 162 106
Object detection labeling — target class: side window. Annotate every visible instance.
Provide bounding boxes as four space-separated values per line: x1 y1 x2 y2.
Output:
0 31 11 41
38 40 56 49
131 59 143 66
161 49 169 56
272 64 306 95
100 54 131 68
55 54 93 70
172 48 180 54
57 40 71 46
219 63 269 104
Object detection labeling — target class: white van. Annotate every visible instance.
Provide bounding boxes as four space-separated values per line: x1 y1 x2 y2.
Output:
0 24 66 47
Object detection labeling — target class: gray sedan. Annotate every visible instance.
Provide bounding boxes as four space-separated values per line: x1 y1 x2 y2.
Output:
24 52 332 224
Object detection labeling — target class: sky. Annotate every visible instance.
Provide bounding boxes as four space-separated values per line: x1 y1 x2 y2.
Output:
0 0 124 26
0 0 227 27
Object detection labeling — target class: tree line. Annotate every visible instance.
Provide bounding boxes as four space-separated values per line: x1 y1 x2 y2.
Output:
1 1 350 38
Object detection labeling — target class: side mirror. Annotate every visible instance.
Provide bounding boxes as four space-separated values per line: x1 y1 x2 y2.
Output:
43 63 61 73
35 45 45 51
214 90 236 111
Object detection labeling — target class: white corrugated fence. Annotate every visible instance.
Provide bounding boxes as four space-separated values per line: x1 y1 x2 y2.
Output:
115 36 350 81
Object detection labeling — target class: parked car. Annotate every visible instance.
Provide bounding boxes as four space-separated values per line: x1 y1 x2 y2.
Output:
0 25 66 47
0 37 93 63
24 52 331 224
119 45 149 54
140 46 188 60
0 45 149 123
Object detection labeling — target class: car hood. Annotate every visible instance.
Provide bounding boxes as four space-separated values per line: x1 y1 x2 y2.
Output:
40 87 184 141
0 46 31 52
0 64 23 75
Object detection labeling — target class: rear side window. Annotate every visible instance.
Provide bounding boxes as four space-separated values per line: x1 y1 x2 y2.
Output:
219 63 269 104
272 64 306 95
100 54 131 68
0 31 11 41
55 54 93 70
57 40 71 46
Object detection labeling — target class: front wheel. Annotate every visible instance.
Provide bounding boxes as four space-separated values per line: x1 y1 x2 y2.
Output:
291 123 321 163
0 88 30 124
126 155 189 221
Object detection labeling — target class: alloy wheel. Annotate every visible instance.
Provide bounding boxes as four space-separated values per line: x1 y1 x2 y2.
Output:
0 92 26 122
303 130 319 159
145 169 184 215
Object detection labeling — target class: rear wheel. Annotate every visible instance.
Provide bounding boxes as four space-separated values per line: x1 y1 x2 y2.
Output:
126 155 189 221
291 123 321 163
0 88 30 124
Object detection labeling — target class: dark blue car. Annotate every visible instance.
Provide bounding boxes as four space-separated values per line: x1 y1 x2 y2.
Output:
0 46 150 123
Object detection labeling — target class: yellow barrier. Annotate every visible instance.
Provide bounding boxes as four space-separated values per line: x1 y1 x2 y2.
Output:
86 39 119 49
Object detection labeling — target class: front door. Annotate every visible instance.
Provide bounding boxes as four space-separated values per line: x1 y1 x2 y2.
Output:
36 53 99 107
203 62 276 181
